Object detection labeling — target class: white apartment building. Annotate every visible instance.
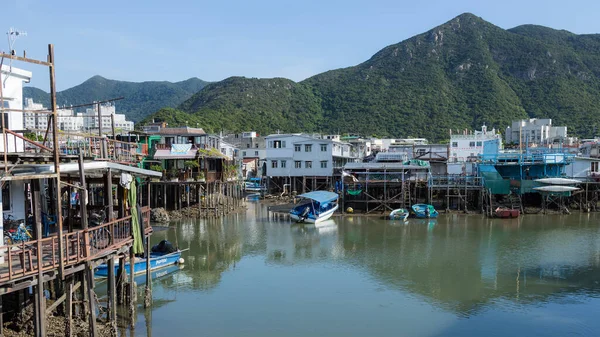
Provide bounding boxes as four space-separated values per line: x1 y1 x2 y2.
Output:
450 125 502 162
505 119 568 145
79 103 134 132
24 98 83 131
264 134 357 177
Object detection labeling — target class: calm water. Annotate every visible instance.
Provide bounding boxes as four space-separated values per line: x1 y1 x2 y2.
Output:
131 202 600 337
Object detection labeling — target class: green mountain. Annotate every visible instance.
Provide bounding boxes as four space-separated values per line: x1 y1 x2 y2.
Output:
147 13 600 140
23 76 209 122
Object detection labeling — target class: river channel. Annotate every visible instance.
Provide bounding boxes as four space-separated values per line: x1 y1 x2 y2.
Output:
129 201 600 336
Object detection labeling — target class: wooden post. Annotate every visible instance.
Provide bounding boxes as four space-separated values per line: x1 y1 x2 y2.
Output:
116 257 125 305
32 180 46 337
144 236 152 308
163 184 167 210
48 44 66 277
65 280 73 337
107 258 117 333
129 246 136 327
86 264 98 336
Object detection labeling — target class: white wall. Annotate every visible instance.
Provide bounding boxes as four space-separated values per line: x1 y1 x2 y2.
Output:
1 65 31 152
565 157 600 178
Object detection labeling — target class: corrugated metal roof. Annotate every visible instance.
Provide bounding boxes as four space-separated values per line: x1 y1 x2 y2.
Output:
153 149 197 159
344 162 430 170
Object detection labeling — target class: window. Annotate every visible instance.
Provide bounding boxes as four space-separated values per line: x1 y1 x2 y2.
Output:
592 162 599 173
242 151 246 156
255 144 259 148
320 161 328 168
305 161 312 169
452 142 458 148
305 144 312 152
469 141 475 147
271 160 278 168
281 160 286 168
320 144 327 152
272 140 285 148
2 184 10 211
476 141 482 147
254 151 258 156
246 144 250 148
295 161 301 168
295 145 301 152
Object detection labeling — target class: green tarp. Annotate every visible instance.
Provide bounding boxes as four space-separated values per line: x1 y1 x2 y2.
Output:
347 189 362 196
128 181 144 254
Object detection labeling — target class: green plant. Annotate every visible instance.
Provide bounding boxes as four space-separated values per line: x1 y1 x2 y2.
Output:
150 164 163 172
184 160 200 169
168 166 179 179
196 171 205 181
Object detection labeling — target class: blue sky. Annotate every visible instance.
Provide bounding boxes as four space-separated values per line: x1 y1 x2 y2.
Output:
5 0 600 90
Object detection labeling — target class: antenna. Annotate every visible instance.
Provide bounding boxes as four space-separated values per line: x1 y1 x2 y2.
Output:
3 27 27 86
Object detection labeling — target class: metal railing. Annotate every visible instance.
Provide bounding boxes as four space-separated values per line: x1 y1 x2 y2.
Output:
56 136 140 165
0 208 151 283
428 175 484 188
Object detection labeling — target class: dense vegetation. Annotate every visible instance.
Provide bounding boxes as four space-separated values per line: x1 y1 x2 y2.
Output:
143 13 600 141
23 76 208 122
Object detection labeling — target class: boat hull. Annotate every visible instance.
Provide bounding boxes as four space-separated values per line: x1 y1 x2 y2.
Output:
389 209 409 221
290 205 338 224
411 204 439 218
95 251 181 278
495 208 520 218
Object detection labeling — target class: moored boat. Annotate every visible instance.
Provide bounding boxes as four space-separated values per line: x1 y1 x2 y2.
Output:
389 208 409 221
290 191 339 224
494 207 520 218
533 185 580 192
95 250 183 278
411 204 439 218
534 178 581 185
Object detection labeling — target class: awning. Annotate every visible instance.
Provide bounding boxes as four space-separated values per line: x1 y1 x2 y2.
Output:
153 149 197 159
298 191 339 204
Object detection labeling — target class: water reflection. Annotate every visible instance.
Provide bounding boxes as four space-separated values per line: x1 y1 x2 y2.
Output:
138 205 600 336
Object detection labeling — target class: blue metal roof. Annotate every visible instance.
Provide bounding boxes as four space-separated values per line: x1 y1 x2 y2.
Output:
298 191 339 204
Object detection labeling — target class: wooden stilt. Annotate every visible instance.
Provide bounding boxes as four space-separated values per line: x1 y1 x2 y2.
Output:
116 257 125 305
65 281 73 337
144 237 152 308
86 263 98 337
107 258 117 333
129 247 136 328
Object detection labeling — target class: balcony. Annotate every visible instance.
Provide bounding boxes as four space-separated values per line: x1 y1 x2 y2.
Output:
57 136 141 166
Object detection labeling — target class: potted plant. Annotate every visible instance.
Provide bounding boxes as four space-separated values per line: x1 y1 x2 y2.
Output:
149 164 163 181
169 167 179 182
196 171 205 182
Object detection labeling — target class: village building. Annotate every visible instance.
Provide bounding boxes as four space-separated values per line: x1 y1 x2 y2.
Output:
505 118 575 146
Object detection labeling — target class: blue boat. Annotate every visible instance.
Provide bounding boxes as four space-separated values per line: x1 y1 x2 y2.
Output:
290 191 339 224
411 204 439 218
95 250 183 278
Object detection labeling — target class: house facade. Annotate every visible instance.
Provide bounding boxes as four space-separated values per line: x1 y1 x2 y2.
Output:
264 134 357 177
450 125 502 163
1 65 31 224
505 119 572 146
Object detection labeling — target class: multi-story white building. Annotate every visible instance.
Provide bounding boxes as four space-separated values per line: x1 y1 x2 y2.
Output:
505 119 570 146
1 65 31 228
24 98 83 131
222 131 267 178
79 103 134 132
450 125 502 162
264 133 357 177
24 99 134 133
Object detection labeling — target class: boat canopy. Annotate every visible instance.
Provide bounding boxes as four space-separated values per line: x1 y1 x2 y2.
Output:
298 191 339 204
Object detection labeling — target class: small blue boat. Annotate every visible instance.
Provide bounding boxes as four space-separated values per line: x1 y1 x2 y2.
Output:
95 250 182 278
411 204 439 218
290 191 339 224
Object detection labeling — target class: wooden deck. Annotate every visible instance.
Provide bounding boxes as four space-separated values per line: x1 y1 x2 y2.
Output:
0 207 151 288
